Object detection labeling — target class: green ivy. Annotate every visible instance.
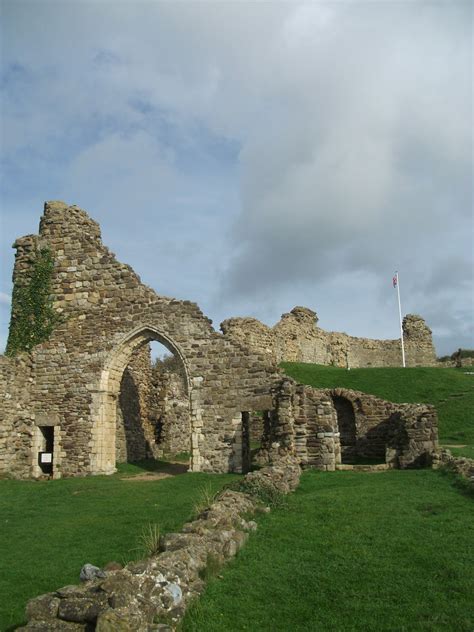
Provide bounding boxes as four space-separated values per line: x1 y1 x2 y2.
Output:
5 248 61 356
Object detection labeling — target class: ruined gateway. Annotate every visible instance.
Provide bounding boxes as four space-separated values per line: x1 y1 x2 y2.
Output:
0 202 438 479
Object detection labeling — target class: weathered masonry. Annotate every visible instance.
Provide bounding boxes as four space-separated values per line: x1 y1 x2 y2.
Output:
221 306 437 368
0 202 439 479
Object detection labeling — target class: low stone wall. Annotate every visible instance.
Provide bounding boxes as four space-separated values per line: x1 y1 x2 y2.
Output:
18 457 301 631
221 306 437 368
432 449 474 484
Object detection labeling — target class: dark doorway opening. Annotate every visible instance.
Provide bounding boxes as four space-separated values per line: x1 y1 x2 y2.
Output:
38 426 54 475
332 396 357 464
241 410 270 472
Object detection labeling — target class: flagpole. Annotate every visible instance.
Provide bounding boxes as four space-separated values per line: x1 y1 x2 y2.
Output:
395 271 406 368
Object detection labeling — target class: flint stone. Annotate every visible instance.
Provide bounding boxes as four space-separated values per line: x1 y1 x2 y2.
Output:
127 560 149 575
79 564 106 582
164 582 182 605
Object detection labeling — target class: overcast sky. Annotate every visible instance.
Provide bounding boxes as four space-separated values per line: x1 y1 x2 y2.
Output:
1 0 472 357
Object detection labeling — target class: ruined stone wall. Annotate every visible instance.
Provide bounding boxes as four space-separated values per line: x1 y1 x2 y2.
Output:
221 306 437 368
260 379 438 471
116 345 158 463
325 387 438 467
0 354 35 477
149 366 191 457
0 201 439 481
1 201 280 479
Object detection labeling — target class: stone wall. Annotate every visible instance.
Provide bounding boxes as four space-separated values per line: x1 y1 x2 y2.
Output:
221 306 437 368
257 379 438 471
116 345 157 463
0 354 35 478
149 363 191 457
1 201 280 479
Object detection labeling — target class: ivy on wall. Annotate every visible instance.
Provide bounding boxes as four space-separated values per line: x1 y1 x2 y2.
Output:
5 248 61 356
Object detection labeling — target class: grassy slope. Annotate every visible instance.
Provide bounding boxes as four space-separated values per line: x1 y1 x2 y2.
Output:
182 470 474 632
281 364 474 457
0 462 237 631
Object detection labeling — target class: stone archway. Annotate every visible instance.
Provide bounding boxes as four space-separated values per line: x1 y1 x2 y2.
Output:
89 325 193 475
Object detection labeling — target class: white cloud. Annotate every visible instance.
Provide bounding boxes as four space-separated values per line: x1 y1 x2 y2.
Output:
0 0 471 357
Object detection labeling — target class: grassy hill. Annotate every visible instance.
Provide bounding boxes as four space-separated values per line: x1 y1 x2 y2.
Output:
281 363 474 459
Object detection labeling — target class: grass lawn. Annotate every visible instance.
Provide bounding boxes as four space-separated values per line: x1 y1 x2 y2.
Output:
0 461 237 631
281 364 474 458
182 469 474 632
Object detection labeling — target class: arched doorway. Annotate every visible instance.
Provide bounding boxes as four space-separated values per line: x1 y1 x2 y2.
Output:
90 326 192 475
332 396 357 464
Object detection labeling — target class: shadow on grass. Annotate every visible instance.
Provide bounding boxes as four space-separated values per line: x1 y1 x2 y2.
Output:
116 459 188 477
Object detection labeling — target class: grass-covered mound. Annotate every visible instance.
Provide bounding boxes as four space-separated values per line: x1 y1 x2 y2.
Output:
182 469 474 632
281 364 474 459
0 461 237 631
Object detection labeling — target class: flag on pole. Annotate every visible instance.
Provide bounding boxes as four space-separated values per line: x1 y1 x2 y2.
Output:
392 275 397 288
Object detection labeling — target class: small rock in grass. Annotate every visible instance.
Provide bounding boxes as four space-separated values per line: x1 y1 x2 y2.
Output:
79 564 106 582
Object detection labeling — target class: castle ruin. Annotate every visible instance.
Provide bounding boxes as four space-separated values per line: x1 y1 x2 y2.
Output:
221 306 436 368
0 202 438 480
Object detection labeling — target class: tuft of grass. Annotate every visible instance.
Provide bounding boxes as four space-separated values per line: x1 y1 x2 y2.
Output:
193 482 218 518
136 523 161 558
